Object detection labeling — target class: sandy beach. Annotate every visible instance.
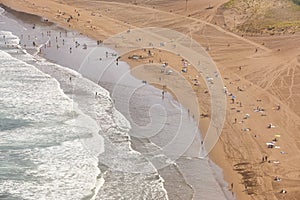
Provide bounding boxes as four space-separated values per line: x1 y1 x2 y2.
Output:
1 0 300 199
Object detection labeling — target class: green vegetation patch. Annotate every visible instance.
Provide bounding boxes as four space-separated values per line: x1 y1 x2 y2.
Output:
224 0 236 9
268 20 300 29
292 0 300 6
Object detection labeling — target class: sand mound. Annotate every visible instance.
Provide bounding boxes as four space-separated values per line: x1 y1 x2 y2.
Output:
219 0 300 34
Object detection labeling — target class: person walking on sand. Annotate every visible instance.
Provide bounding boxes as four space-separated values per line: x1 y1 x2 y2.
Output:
162 90 165 99
116 57 120 66
231 96 236 104
277 104 281 110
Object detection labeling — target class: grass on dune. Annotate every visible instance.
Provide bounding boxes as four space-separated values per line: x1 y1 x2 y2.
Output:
292 0 300 5
223 0 300 33
224 0 236 8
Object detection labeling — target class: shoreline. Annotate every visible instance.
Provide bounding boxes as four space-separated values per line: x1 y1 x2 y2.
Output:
1 1 300 200
0 1 242 199
0 6 233 199
0 2 252 200
0 15 170 199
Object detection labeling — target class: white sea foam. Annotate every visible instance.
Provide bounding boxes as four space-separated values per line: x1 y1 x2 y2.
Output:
0 38 103 199
0 6 5 15
1 140 101 200
0 31 20 46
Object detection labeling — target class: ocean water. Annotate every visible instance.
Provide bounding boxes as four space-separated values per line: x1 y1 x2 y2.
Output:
0 8 168 200
0 32 103 199
0 5 234 200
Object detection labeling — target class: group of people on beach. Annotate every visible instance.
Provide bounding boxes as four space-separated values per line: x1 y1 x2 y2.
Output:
224 68 288 195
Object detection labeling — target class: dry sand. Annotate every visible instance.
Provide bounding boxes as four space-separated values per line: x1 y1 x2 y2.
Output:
1 0 299 199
